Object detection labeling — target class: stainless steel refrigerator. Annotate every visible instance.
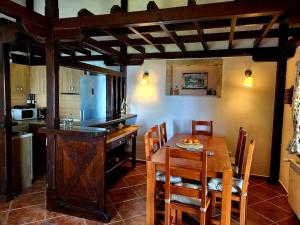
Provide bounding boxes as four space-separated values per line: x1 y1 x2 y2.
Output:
80 75 106 122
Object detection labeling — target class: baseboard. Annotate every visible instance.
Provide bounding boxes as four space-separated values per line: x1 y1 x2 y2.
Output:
278 179 288 194
249 174 269 178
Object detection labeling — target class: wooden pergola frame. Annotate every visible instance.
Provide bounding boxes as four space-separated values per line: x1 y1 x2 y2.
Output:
0 0 300 203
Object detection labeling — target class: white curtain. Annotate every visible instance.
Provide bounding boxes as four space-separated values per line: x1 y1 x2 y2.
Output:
288 61 300 154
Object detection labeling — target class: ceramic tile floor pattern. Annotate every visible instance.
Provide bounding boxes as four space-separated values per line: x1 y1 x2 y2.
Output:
0 162 299 225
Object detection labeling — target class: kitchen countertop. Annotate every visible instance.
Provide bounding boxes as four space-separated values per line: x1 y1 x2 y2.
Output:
40 125 106 137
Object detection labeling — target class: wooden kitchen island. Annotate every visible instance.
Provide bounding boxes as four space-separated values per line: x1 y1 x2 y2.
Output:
40 115 139 223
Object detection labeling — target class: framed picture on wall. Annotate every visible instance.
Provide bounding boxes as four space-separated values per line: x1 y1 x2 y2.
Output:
182 72 208 89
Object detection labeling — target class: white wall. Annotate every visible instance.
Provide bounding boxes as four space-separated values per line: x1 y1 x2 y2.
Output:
279 47 300 190
127 57 276 176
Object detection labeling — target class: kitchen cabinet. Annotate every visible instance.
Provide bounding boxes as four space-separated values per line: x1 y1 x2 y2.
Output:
60 66 82 94
30 66 46 95
10 63 30 96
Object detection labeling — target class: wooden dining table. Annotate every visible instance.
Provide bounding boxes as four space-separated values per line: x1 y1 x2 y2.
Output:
146 134 233 225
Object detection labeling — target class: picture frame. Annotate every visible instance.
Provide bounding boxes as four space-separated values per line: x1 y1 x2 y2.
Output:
182 72 208 89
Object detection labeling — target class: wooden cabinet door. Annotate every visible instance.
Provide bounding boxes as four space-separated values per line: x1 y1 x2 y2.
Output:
10 64 30 96
30 66 46 95
72 70 82 93
53 134 105 210
60 67 82 94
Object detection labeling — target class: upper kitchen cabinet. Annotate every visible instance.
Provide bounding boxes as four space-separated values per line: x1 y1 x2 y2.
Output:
60 66 82 94
30 66 46 95
10 64 30 96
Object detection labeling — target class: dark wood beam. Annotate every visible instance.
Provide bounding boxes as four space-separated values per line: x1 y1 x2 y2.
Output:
128 27 165 53
84 16 281 37
124 47 282 60
286 36 300 49
60 60 124 77
96 28 300 47
254 14 281 48
0 0 48 38
53 0 289 32
0 43 13 202
61 43 91 56
269 23 289 184
228 17 237 49
45 0 60 129
26 0 34 10
81 37 120 56
188 0 196 6
78 8 145 54
160 25 186 52
194 21 208 51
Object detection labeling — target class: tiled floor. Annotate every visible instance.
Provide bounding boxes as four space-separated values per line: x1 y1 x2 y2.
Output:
0 162 299 225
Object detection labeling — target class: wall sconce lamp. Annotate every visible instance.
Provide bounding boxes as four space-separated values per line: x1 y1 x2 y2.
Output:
141 72 149 85
243 69 253 88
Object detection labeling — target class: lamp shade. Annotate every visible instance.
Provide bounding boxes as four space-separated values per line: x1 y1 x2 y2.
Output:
244 76 253 87
140 72 149 85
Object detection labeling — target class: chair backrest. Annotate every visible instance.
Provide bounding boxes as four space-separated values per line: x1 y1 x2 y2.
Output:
150 125 161 151
165 146 208 210
234 128 248 178
192 120 213 136
144 125 160 161
160 122 168 146
241 139 255 195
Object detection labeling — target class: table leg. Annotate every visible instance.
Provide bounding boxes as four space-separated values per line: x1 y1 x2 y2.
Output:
146 161 155 225
131 137 136 168
221 170 232 225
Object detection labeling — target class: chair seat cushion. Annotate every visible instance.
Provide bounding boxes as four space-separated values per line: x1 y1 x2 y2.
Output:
171 194 202 207
156 171 182 184
208 177 243 194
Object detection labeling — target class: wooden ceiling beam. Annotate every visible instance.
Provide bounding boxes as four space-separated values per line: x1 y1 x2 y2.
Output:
53 0 289 32
78 8 145 54
0 1 48 38
81 37 120 56
254 14 281 48
286 36 300 49
228 17 237 49
124 47 282 60
194 21 208 51
128 27 165 53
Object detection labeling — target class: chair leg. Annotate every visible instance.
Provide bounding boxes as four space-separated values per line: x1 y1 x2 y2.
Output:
239 196 247 225
176 209 182 224
211 192 217 216
206 201 213 225
165 203 170 225
200 211 206 225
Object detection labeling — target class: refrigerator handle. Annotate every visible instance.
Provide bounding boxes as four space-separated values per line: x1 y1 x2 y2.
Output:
80 110 85 122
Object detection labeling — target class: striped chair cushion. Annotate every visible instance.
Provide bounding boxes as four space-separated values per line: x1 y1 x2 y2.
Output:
156 171 182 184
208 177 243 194
171 194 202 207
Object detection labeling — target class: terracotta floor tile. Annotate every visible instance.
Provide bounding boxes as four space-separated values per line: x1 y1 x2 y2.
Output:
134 184 146 198
277 215 300 225
85 206 122 225
249 176 268 185
123 214 146 225
7 204 46 225
0 201 10 212
248 193 264 206
268 195 293 213
121 166 143 177
107 188 139 204
39 215 85 225
249 185 281 200
11 192 45 209
136 166 146 174
260 183 287 195
246 208 274 225
0 212 7 225
115 198 146 220
249 201 292 222
108 178 129 190
21 182 45 195
123 175 146 186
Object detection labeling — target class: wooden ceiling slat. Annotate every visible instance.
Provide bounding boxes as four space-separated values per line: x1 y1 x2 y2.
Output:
194 21 208 51
160 24 186 52
254 14 281 48
81 37 120 56
228 17 237 49
286 36 300 49
129 27 165 53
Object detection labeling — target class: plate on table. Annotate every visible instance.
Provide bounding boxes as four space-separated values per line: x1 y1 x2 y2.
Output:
176 142 204 151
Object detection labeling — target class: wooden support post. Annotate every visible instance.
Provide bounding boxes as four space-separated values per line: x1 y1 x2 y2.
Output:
0 43 13 201
45 0 60 129
120 0 128 103
269 23 289 183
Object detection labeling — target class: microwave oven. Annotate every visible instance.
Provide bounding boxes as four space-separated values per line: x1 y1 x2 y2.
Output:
12 108 37 120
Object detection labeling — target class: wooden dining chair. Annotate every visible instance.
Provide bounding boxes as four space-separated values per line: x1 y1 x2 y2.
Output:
209 139 255 225
192 120 213 136
149 125 161 152
165 147 212 225
231 127 248 178
160 122 168 146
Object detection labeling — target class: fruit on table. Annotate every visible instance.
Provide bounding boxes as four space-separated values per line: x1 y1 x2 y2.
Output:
183 137 200 144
